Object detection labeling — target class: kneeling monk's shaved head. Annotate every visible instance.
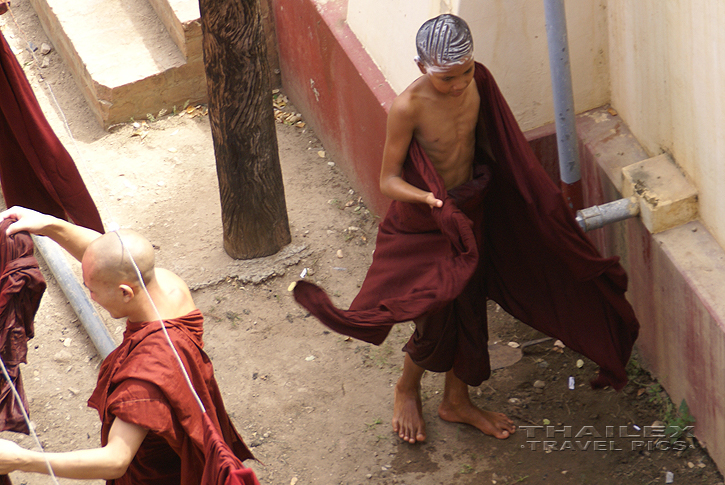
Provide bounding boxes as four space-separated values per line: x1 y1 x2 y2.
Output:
415 14 473 71
85 229 155 287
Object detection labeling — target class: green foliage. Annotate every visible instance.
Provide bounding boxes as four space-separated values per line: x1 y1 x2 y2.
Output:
459 464 474 475
647 384 696 442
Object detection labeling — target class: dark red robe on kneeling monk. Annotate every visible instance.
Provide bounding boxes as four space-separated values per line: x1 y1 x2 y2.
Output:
88 310 256 485
294 62 639 390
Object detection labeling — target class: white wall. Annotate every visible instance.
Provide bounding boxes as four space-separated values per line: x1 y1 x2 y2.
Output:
346 0 444 95
346 0 609 131
608 0 725 248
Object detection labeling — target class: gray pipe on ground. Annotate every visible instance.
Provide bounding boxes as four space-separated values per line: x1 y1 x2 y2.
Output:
32 235 116 359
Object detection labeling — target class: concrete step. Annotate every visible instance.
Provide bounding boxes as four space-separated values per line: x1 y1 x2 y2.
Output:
28 0 206 128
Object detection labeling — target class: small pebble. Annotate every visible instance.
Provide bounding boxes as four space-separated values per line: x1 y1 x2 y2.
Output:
534 380 546 389
576 359 584 368
336 249 344 258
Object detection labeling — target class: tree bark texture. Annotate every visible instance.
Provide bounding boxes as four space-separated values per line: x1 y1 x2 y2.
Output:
199 0 291 259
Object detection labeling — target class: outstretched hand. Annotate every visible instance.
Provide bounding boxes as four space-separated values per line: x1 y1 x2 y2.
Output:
0 438 24 474
424 192 443 209
0 206 54 236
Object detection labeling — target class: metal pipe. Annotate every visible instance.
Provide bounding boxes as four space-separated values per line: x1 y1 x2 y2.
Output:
544 0 582 210
576 197 640 232
32 235 116 359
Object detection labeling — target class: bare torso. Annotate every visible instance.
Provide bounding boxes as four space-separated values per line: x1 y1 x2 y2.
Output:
409 75 480 190
379 59 480 207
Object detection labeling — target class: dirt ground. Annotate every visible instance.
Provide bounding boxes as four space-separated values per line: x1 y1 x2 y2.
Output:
2 3 725 484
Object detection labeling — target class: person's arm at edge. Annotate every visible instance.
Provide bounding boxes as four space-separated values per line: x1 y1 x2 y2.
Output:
0 206 100 262
0 417 147 479
379 96 443 209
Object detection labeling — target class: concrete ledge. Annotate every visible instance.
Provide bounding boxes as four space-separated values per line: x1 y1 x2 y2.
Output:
578 107 725 474
622 154 699 234
30 0 207 128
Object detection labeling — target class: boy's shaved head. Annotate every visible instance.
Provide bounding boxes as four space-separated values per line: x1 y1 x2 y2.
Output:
416 14 474 70
84 229 155 287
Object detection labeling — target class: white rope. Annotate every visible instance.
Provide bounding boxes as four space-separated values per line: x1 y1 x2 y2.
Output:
0 359 59 484
1 4 207 478
5 5 208 411
115 232 207 414
4 4 119 230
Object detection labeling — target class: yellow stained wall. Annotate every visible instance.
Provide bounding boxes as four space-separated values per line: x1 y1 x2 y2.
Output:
608 0 725 249
346 0 609 131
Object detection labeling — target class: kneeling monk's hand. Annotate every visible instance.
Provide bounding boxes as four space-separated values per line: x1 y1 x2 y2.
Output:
0 438 26 474
0 206 54 237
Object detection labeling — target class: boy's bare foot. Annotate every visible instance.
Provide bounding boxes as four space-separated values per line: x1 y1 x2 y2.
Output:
438 370 515 439
392 354 428 444
438 399 515 439
392 382 427 443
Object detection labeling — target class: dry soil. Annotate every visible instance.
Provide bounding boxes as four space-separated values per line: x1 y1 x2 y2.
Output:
1 3 724 485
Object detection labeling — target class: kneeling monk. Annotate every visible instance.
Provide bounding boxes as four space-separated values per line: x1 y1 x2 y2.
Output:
0 206 258 484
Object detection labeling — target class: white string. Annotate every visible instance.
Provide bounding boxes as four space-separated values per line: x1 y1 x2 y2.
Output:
5 5 120 230
114 232 206 413
2 3 205 477
7 0 206 411
0 359 59 484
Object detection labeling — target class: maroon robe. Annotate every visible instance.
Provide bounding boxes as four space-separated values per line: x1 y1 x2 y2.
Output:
0 30 103 233
88 310 256 485
0 218 45 434
295 62 639 390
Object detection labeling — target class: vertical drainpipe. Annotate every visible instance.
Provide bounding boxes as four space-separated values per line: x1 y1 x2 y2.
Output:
543 0 583 211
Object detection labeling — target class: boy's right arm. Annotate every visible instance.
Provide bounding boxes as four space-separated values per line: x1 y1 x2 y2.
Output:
379 97 443 209
0 206 101 262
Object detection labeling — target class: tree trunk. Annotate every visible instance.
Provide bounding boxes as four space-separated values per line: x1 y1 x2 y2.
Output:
199 0 291 259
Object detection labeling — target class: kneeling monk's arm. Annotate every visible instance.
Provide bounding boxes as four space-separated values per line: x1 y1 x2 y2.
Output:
0 418 148 479
0 206 101 262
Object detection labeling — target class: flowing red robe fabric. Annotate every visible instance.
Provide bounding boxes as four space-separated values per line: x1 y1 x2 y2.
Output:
295 62 639 390
0 218 45 433
0 29 103 233
88 310 257 485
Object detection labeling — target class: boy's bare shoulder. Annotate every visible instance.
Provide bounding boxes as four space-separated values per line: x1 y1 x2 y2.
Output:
390 77 429 120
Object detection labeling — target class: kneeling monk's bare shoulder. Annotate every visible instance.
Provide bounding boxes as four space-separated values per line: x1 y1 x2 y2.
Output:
154 268 197 317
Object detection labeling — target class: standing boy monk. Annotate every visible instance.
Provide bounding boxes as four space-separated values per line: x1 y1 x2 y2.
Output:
294 14 638 446
0 207 257 484
379 15 511 443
